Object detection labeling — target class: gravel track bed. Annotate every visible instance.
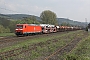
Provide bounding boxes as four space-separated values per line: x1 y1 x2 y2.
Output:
45 31 88 60
0 30 86 60
0 32 69 49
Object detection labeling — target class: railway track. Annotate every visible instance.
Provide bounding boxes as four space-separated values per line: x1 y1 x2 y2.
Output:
0 30 87 60
0 31 75 49
0 31 81 49
45 32 88 60
0 32 60 49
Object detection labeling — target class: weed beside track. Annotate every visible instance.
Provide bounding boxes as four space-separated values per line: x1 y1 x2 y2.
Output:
0 32 68 49
0 30 88 60
45 31 89 60
64 32 90 60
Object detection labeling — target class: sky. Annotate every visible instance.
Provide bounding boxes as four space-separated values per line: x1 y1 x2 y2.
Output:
0 0 90 22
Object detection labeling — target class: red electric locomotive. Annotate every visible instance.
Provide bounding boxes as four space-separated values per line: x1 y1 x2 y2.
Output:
15 24 42 36
15 24 81 36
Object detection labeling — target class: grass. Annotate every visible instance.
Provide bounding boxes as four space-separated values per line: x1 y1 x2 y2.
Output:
65 32 90 60
0 31 79 53
0 30 86 60
5 30 85 60
10 37 71 60
0 33 15 37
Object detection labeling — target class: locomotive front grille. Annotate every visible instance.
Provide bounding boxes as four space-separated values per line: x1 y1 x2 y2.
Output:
15 32 23 35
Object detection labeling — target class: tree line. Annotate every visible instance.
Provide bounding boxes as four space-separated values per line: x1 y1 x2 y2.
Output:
0 10 57 33
0 10 87 33
0 15 39 33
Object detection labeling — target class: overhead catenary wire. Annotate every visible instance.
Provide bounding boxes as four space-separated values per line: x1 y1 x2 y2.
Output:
0 6 32 15
0 7 19 13
0 0 35 15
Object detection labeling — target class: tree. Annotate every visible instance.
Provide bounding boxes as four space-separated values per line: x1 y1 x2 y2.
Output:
0 25 4 33
40 10 58 25
88 23 90 28
61 22 71 26
0 25 10 33
8 21 17 32
29 16 36 24
21 16 40 24
0 17 11 28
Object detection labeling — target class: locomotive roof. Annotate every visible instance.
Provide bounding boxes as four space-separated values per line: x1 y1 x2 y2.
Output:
16 24 39 26
17 24 56 27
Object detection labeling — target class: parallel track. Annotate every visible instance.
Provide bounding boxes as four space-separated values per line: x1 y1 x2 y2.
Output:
0 30 87 60
0 31 74 49
45 32 88 60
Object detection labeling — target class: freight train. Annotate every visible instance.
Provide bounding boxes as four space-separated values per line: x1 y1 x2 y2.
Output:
15 24 81 36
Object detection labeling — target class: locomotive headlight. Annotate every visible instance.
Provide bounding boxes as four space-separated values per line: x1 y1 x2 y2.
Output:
15 29 23 30
15 29 18 30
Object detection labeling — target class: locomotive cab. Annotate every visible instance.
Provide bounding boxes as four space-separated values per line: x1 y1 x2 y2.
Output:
15 24 25 36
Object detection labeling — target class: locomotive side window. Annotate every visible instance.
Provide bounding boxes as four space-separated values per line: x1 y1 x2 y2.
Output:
17 25 23 28
25 26 26 28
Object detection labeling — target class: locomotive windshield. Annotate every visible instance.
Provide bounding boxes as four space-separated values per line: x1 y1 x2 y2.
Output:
16 25 23 28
